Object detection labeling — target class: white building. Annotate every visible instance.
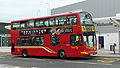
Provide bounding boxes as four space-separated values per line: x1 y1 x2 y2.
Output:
51 0 120 50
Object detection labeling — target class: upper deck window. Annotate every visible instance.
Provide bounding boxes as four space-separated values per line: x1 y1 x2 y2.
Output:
20 23 26 29
28 20 35 28
12 22 20 30
80 12 93 25
35 19 44 27
67 15 77 25
49 18 55 26
56 16 67 26
44 19 49 27
44 18 55 27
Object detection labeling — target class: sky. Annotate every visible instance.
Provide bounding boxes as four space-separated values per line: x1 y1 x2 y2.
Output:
0 0 85 20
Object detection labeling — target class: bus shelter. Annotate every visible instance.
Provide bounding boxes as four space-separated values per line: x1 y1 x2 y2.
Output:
0 35 10 47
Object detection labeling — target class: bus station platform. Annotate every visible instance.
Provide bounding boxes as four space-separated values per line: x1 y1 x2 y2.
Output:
94 49 120 57
0 47 11 52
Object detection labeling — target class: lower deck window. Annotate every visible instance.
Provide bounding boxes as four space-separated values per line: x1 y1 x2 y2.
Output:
35 36 44 45
17 36 44 46
70 35 82 46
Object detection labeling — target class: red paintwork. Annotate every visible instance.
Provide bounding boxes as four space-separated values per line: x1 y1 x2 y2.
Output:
11 11 97 57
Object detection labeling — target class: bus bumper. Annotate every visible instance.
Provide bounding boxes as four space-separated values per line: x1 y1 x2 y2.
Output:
80 51 97 57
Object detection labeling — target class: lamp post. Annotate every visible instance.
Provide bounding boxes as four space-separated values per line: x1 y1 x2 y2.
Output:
37 10 40 17
45 2 51 15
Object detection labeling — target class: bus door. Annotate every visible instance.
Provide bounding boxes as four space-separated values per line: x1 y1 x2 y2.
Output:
69 35 82 54
11 43 15 52
99 36 104 48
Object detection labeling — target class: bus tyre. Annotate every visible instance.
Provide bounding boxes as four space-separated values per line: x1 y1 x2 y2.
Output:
58 50 66 59
22 50 28 57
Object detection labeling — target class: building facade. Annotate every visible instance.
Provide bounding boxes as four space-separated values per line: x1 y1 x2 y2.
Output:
51 0 120 50
51 0 120 18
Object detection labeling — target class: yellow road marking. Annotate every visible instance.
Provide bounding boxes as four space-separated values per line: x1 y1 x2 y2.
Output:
97 58 120 63
97 60 115 63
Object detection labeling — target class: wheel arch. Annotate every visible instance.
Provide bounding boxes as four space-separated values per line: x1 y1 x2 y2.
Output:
58 49 66 54
57 49 66 57
22 49 28 57
22 49 27 53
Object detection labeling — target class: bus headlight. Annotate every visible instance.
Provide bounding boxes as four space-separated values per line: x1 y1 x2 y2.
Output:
94 48 97 50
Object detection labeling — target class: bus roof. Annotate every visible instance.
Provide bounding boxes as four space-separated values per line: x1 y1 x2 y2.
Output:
11 11 88 23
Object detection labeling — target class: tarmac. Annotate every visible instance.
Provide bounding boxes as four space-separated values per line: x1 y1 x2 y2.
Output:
0 47 120 57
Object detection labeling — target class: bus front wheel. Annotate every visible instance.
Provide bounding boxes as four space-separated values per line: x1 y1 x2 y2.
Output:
58 50 66 59
22 50 28 57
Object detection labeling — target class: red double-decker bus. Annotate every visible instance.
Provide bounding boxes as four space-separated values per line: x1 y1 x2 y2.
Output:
11 11 97 58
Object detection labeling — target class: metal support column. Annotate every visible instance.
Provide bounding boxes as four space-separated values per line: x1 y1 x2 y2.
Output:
119 31 120 54
1 36 2 47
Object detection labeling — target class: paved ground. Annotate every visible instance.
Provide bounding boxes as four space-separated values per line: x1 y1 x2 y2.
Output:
1 47 120 68
94 49 120 57
0 47 120 57
0 53 120 68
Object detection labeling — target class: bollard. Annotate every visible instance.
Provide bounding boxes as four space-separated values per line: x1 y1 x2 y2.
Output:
99 44 101 49
110 45 113 51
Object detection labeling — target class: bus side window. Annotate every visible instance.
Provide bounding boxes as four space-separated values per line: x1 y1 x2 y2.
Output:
67 15 77 25
35 19 44 28
35 36 44 46
29 37 35 45
56 16 67 26
70 35 82 46
20 22 26 29
49 18 55 26
12 22 20 30
21 37 29 46
28 20 35 28
44 18 54 27
44 19 49 27
17 38 22 46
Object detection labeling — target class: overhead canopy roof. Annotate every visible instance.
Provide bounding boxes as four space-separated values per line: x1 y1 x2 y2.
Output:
0 20 11 23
